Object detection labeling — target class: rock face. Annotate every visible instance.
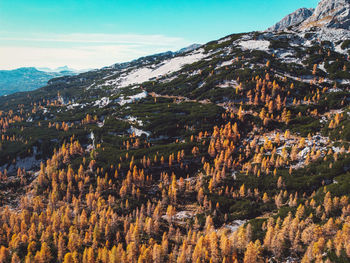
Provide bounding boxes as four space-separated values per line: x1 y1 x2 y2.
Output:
299 0 350 30
268 8 314 31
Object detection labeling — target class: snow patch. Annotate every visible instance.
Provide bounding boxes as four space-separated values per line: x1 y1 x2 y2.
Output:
217 80 238 88
174 211 194 220
239 40 270 51
216 60 234 69
128 126 150 137
0 147 42 175
117 91 148 106
97 120 105 128
161 211 195 222
328 88 342 93
224 220 247 233
332 146 341 153
94 97 110 108
67 103 80 110
125 116 143 126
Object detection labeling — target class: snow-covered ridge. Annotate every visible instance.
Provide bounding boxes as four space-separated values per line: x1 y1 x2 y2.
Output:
101 49 207 89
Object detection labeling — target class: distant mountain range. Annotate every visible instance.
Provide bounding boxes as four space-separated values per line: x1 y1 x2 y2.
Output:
36 66 88 73
0 67 82 96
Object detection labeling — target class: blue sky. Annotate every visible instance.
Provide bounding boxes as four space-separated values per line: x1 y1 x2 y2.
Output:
0 0 319 69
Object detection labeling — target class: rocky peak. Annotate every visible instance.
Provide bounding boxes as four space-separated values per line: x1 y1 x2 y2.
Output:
268 8 314 31
299 0 350 30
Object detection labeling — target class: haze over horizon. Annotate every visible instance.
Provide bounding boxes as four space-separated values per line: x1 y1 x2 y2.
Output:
0 0 319 70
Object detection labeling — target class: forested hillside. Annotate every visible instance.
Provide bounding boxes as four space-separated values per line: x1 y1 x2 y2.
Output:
0 0 350 262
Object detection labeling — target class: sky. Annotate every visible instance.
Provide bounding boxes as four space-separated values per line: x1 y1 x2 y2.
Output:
0 0 319 70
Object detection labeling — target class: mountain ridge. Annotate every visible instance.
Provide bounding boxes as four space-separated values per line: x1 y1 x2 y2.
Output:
300 0 350 30
268 0 350 32
36 66 90 73
268 7 315 31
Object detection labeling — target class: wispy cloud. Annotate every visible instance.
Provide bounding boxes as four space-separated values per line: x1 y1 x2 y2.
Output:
0 33 188 46
0 33 192 69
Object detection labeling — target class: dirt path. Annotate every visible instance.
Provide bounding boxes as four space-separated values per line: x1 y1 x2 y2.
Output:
148 92 212 105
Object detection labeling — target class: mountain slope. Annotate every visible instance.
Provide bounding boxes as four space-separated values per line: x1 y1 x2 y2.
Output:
0 1 349 262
